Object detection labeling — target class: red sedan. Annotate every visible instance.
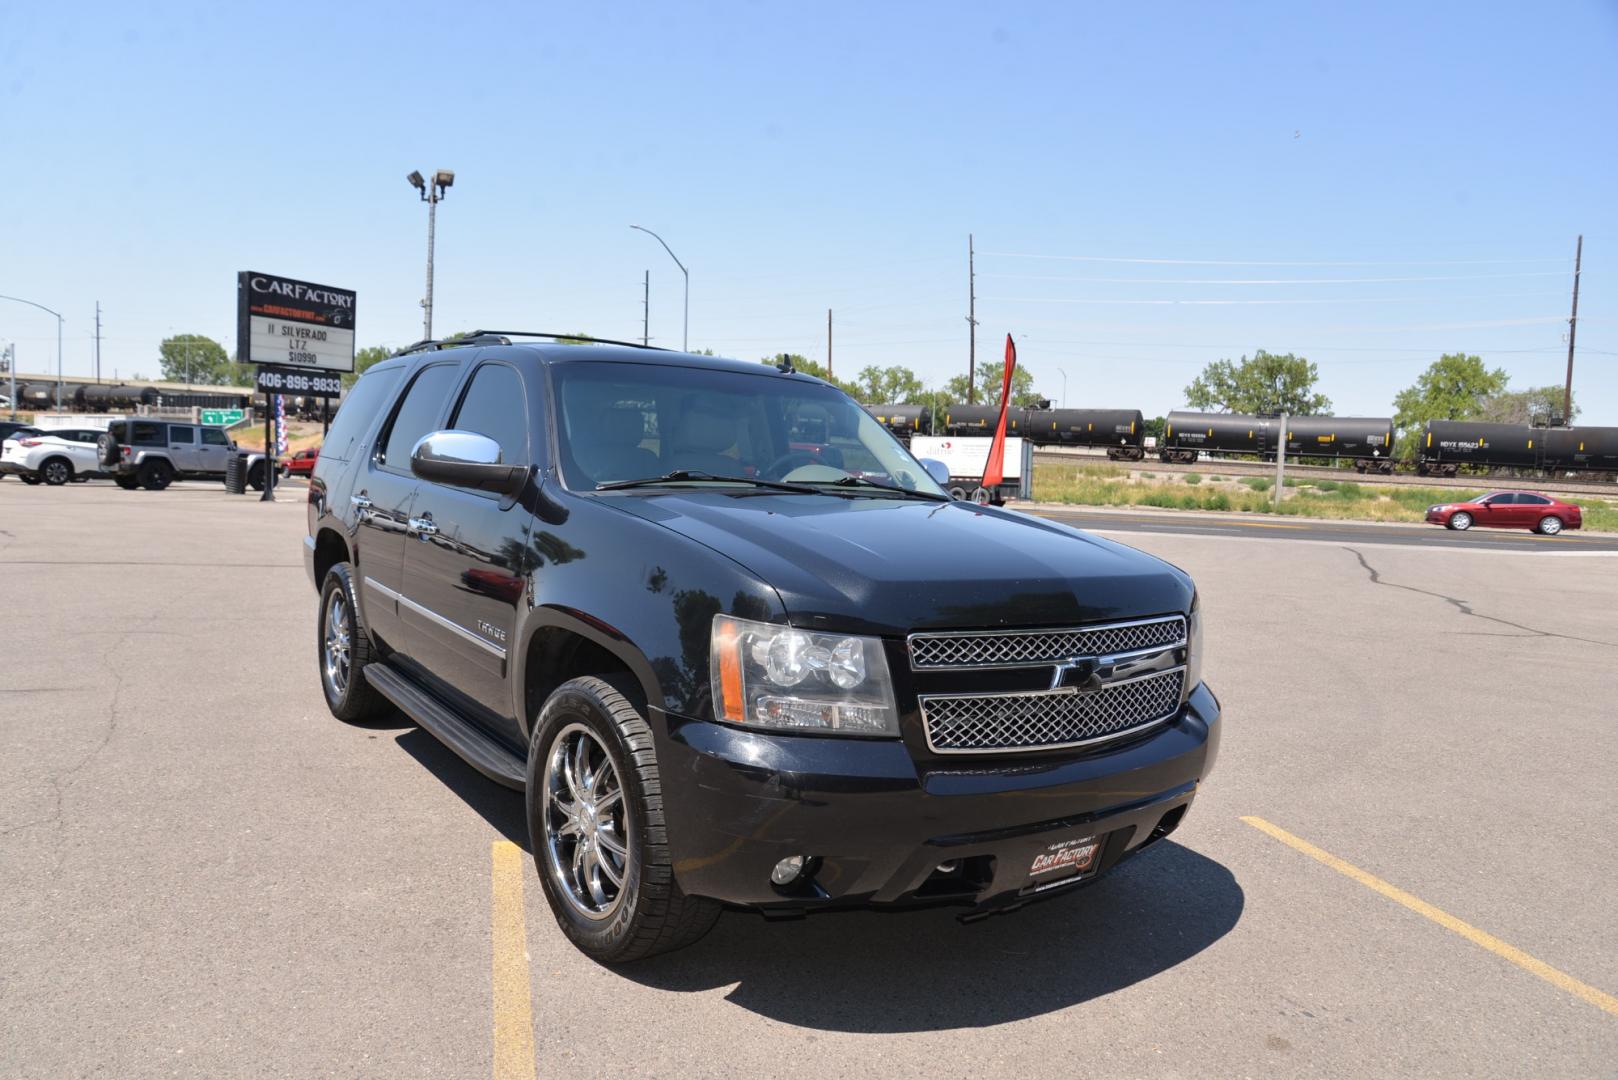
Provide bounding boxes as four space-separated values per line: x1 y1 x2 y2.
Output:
1425 491 1582 535
281 448 319 478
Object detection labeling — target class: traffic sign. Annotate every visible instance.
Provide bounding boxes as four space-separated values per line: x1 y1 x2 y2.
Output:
201 409 246 426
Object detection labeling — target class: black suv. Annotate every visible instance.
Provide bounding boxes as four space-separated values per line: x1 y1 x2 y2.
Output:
306 334 1219 963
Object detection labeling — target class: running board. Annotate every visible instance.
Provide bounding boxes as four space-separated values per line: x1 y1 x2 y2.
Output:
364 664 527 790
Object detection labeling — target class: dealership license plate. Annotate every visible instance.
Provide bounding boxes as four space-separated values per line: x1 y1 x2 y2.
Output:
1027 835 1102 883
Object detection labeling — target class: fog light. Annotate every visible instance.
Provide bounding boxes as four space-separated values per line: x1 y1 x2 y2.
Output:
935 861 960 875
771 855 807 886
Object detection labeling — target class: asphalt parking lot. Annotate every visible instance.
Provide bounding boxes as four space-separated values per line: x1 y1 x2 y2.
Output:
3 480 1616 1078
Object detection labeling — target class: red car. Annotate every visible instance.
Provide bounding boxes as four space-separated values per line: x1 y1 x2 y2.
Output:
1424 490 1582 535
281 448 319 478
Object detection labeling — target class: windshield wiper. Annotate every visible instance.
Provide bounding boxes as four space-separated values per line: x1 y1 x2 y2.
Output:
596 470 820 495
820 476 951 502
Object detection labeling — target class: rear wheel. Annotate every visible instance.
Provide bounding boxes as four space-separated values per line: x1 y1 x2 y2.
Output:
1449 511 1473 531
20 475 41 485
41 457 73 486
317 563 391 722
528 676 721 964
1537 515 1564 536
138 459 174 491
114 474 140 491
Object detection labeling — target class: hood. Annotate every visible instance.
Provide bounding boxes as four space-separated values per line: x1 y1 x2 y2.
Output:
602 492 1193 636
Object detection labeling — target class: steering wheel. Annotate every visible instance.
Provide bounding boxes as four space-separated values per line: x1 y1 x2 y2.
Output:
761 450 820 480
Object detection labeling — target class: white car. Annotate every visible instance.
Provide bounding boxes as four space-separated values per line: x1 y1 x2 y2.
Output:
0 428 109 486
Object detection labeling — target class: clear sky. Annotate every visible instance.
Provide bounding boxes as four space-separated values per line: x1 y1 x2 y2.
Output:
3 1 1615 421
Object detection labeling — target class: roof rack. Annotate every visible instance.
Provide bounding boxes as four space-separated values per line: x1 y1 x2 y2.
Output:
394 331 668 358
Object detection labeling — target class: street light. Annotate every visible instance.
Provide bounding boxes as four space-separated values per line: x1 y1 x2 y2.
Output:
408 169 454 339
0 294 63 412
630 224 688 351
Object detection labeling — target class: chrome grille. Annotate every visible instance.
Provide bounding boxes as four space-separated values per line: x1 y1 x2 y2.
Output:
908 616 1186 670
920 669 1184 754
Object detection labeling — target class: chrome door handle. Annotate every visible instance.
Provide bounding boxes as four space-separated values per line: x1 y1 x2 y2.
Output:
408 516 438 537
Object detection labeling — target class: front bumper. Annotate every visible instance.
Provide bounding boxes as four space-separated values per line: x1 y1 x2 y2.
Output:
657 682 1220 915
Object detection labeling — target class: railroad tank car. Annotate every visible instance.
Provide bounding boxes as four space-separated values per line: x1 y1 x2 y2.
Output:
1418 420 1618 476
74 383 159 411
865 404 931 443
1161 410 1395 469
19 382 61 407
1022 408 1146 459
938 404 1029 437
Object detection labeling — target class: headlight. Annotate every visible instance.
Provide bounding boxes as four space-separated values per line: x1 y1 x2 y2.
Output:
1184 593 1203 694
710 615 898 736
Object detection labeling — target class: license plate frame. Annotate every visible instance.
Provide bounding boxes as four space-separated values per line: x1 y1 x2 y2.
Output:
1024 834 1103 891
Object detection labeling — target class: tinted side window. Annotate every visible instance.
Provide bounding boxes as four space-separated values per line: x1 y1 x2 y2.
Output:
449 364 530 467
132 422 165 446
1520 494 1550 506
380 364 459 468
201 428 229 446
322 367 402 464
168 425 197 444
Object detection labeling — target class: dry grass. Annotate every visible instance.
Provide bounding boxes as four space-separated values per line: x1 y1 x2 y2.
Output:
1033 462 1618 532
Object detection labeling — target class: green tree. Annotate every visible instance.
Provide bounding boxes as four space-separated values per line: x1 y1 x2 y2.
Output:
759 353 860 397
159 334 238 385
940 363 1042 408
342 345 394 388
1476 384 1578 425
1183 350 1330 415
1391 353 1510 456
853 364 926 404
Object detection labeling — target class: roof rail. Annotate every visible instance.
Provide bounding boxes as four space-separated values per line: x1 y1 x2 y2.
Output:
464 331 669 352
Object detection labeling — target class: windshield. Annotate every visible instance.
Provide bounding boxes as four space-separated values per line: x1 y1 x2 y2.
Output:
553 361 947 498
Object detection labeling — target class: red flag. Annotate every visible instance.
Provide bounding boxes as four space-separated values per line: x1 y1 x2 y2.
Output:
981 334 1017 489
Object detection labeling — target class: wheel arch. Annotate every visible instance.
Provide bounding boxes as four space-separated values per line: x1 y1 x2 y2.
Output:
516 612 665 743
312 528 350 593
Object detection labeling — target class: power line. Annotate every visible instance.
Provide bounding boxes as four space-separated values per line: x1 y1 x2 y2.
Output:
982 294 1567 306
979 251 1569 267
977 271 1568 285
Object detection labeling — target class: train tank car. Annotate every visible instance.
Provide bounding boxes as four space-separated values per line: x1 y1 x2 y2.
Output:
938 404 1028 437
1023 408 1146 459
1161 410 1395 469
1418 420 1618 477
865 404 931 444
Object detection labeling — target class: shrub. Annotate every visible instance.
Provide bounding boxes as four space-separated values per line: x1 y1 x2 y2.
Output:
1183 472 1203 486
1241 476 1273 491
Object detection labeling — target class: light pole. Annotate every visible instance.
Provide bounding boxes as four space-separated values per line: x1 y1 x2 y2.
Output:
631 224 687 351
408 169 455 340
1056 368 1067 409
0 294 63 411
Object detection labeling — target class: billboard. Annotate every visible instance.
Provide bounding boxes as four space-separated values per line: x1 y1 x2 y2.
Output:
909 436 1025 481
237 271 356 373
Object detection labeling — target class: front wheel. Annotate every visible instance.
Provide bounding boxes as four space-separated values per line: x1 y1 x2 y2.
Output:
247 461 266 491
527 677 721 964
1449 511 1473 531
1537 515 1564 536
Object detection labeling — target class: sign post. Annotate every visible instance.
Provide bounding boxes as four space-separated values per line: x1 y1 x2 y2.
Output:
237 271 355 501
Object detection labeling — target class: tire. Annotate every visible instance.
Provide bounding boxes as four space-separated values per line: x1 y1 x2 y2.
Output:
41 457 73 486
20 475 41 485
96 432 120 467
138 459 174 491
1537 515 1564 536
114 474 140 491
247 461 266 491
527 676 721 964
1449 511 1472 531
317 564 392 722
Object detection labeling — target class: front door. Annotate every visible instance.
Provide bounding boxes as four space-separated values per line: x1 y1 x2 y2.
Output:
399 359 537 742
197 427 231 475
354 360 463 653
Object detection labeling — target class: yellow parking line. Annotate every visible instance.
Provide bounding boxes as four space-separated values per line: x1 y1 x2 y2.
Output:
1242 816 1618 1020
490 840 538 1080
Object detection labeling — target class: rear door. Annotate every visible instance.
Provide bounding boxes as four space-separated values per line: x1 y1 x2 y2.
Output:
166 424 200 471
354 360 463 653
1516 493 1554 527
63 430 103 473
399 358 537 741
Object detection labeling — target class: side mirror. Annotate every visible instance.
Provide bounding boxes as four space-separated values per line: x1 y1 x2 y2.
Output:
411 430 528 495
918 457 952 488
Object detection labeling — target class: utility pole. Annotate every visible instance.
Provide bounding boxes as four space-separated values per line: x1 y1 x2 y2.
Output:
1272 413 1289 506
4 343 15 420
966 234 978 404
407 170 455 340
641 271 650 346
94 301 103 383
1563 234 1582 422
826 309 833 379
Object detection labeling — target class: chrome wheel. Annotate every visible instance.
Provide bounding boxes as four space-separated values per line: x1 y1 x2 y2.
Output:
1539 516 1562 535
1450 512 1472 531
542 723 629 921
322 590 352 696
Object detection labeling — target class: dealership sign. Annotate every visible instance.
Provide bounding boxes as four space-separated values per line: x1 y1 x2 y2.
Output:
236 271 356 374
